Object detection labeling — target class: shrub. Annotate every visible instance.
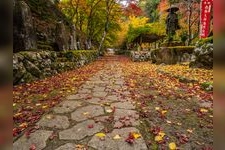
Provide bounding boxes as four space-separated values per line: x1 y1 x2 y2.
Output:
201 82 213 91
115 50 130 56
62 50 99 62
168 46 195 54
196 36 213 47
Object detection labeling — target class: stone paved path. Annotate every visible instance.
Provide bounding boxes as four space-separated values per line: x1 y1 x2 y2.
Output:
13 58 148 150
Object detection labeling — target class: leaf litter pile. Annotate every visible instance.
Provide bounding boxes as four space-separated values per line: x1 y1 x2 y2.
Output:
13 59 105 138
120 57 213 149
13 55 213 149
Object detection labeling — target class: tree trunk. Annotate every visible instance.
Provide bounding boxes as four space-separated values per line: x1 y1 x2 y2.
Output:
99 30 107 51
187 2 193 45
98 0 111 51
72 26 78 50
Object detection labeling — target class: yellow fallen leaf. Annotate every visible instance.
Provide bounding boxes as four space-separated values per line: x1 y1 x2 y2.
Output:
177 122 182 126
169 142 177 150
158 131 165 137
155 107 160 110
132 133 141 139
166 120 172 124
19 122 28 128
113 134 121 140
200 108 208 113
209 115 213 118
161 110 167 115
75 144 85 149
104 103 110 106
14 113 22 117
155 135 163 142
185 109 191 112
36 103 41 106
13 103 16 107
42 105 48 109
106 109 113 113
187 129 193 133
95 133 106 138
46 115 54 119
83 112 89 115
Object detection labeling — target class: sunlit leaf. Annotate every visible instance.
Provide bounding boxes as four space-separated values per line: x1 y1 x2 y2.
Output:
132 132 141 139
113 134 122 140
200 108 208 113
155 135 163 142
95 133 106 138
169 142 177 150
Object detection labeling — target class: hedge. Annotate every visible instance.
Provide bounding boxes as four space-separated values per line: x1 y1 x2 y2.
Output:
61 50 99 62
197 36 213 45
151 46 195 54
167 46 195 54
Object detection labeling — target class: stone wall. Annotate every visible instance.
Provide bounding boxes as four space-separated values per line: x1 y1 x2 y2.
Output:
13 0 87 52
13 50 99 85
129 46 195 64
130 51 151 62
151 46 195 64
189 42 213 69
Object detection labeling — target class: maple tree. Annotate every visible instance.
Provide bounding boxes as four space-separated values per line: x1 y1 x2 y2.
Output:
123 2 143 17
59 0 122 50
98 0 122 51
177 0 201 45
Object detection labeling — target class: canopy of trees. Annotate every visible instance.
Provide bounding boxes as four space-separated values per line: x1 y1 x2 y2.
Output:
58 0 208 50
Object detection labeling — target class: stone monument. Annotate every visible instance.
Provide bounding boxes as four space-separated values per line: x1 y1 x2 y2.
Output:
166 5 180 39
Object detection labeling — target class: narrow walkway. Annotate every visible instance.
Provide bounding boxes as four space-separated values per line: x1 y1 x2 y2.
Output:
13 57 147 150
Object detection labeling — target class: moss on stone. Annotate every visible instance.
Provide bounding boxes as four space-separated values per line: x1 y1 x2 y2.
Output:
168 46 195 54
62 50 99 62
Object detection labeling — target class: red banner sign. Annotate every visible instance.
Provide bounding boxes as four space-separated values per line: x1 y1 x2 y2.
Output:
200 0 213 38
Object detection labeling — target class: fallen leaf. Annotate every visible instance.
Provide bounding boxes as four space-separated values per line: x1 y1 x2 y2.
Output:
155 107 160 110
46 115 54 119
158 131 165 137
42 105 48 109
177 122 182 126
19 122 28 128
88 124 94 128
106 109 113 113
113 134 122 140
200 108 208 113
49 132 57 140
161 110 167 115
132 132 141 139
185 109 191 112
75 144 86 149
125 132 135 144
95 133 106 138
14 113 23 118
166 120 172 124
29 144 36 150
83 112 89 115
155 135 163 142
169 142 177 150
187 129 193 133
36 103 41 106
